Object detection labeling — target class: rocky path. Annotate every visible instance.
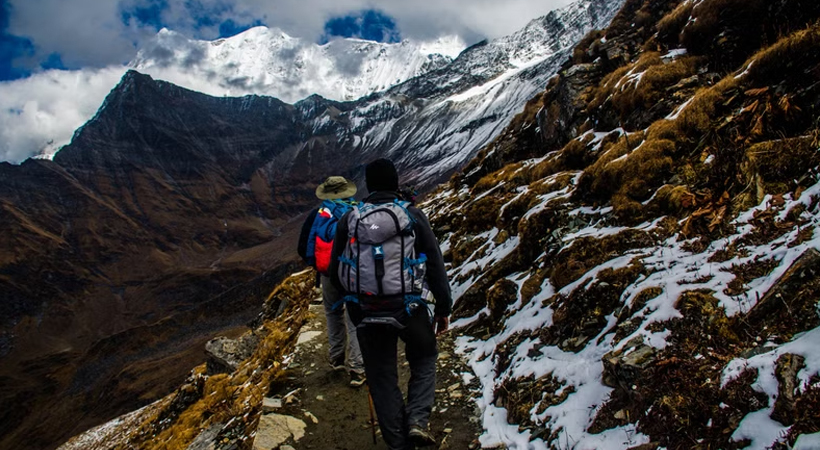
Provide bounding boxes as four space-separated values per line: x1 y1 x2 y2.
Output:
254 300 483 450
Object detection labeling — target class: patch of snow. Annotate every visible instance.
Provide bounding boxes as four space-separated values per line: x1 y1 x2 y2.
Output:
795 432 820 450
661 48 688 60
735 60 755 80
721 325 820 448
666 97 694 121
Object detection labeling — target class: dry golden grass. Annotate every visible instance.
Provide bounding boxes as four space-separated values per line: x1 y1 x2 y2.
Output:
745 136 820 195
472 163 525 194
587 49 700 125
744 24 820 86
657 1 694 45
589 64 633 111
647 76 738 142
610 56 700 116
652 185 697 215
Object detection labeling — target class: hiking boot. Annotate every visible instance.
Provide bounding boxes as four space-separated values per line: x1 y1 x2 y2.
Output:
349 371 366 387
330 357 346 371
408 425 436 447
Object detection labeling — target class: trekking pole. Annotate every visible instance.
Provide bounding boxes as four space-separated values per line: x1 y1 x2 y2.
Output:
367 385 377 444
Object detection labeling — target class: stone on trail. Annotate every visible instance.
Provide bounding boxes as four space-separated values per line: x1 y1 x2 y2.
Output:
304 411 319 424
297 331 322 345
262 397 282 412
252 414 306 450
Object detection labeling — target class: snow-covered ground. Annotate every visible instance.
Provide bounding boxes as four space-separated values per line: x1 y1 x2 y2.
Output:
425 163 820 449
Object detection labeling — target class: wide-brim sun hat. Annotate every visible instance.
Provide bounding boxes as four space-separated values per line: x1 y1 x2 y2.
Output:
316 176 357 200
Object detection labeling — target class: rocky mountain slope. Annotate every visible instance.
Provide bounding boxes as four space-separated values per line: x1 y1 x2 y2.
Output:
420 0 820 448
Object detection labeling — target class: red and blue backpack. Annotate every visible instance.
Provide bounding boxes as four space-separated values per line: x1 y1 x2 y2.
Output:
306 199 356 275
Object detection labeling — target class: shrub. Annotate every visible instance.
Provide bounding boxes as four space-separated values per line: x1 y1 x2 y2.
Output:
680 0 767 72
680 0 820 73
745 136 820 193
744 24 820 88
656 1 694 46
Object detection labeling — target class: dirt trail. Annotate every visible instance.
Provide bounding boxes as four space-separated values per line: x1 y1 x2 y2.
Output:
269 300 483 449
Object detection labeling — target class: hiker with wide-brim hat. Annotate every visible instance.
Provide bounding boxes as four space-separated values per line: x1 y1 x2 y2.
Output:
316 176 357 200
297 175 366 387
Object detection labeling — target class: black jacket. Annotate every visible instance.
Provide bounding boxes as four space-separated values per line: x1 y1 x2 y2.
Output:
330 191 452 317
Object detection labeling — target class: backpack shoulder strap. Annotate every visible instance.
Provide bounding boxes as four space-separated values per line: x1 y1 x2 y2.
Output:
391 199 416 228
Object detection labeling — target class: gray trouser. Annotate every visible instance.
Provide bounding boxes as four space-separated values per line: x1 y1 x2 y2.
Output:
321 275 364 373
356 308 437 450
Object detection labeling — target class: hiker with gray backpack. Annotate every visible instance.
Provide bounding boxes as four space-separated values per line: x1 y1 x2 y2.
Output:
330 159 452 449
297 176 366 387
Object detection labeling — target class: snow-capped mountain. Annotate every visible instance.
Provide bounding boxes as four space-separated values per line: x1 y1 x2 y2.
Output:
0 28 463 165
288 0 623 188
131 26 466 103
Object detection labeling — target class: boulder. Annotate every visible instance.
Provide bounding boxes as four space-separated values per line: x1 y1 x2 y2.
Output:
206 333 260 374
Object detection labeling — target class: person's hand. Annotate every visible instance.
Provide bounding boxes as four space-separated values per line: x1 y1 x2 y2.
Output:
434 316 450 335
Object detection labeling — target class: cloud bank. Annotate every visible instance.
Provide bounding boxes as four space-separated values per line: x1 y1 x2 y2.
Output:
6 0 573 72
0 68 125 162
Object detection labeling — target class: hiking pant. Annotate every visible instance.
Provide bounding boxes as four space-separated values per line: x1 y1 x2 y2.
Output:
321 275 364 374
356 308 437 450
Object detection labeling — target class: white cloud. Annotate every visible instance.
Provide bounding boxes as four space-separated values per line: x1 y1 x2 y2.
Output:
7 0 574 69
0 67 126 163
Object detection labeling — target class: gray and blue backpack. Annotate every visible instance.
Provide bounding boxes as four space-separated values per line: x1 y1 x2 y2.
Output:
337 200 427 315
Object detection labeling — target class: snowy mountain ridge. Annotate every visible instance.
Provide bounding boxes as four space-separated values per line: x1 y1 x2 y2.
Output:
131 26 466 103
291 0 624 188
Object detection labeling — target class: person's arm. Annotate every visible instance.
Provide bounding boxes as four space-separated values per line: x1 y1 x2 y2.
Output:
297 209 318 265
330 211 351 293
410 207 452 325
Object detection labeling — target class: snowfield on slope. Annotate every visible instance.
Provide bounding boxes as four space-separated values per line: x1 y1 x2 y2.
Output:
426 172 820 450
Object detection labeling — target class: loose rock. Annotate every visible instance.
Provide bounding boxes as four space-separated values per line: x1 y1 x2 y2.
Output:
252 414 306 450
